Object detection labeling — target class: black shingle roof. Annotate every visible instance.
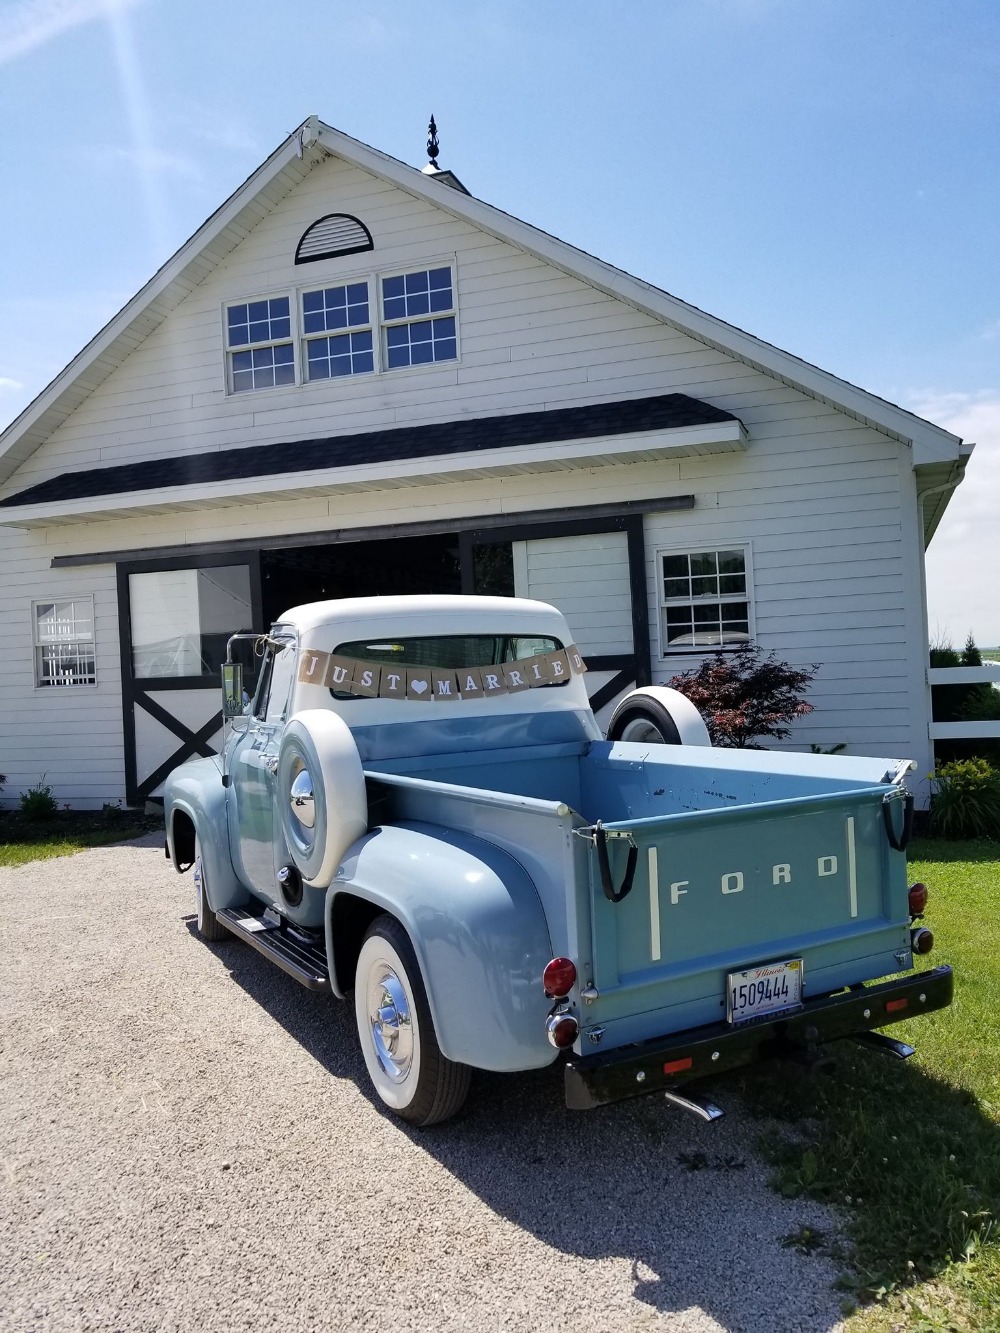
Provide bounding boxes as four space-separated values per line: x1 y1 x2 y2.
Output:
1 392 736 508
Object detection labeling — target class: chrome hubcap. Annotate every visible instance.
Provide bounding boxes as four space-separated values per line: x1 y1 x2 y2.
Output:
620 717 666 744
289 766 316 830
368 967 413 1082
194 856 204 914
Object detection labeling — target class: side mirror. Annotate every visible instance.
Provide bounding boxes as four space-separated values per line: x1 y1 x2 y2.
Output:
221 663 245 718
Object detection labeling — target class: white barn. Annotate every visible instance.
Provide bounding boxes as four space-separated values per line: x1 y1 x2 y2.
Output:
0 118 972 809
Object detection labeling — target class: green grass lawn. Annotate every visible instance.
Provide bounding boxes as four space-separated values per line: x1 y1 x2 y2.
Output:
745 837 1000 1330
0 809 162 866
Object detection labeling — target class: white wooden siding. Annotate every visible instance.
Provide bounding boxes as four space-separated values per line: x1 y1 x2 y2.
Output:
0 527 125 807
512 532 632 656
0 152 935 804
511 530 635 732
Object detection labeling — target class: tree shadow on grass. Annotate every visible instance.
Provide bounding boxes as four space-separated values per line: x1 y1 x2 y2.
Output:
739 1034 1000 1311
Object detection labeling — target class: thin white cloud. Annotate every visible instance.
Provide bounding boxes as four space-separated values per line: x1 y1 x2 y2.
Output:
912 390 1000 647
978 319 1000 343
0 0 144 65
0 376 24 392
80 142 203 181
169 107 263 158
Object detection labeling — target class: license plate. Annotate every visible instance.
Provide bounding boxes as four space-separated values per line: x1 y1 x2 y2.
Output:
726 958 803 1025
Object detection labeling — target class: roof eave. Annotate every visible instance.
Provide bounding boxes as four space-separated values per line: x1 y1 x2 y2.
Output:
0 418 746 529
916 445 975 548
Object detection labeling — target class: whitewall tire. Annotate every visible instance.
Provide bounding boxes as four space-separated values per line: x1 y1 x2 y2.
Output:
607 687 712 747
278 710 368 887
193 835 229 942
354 915 471 1126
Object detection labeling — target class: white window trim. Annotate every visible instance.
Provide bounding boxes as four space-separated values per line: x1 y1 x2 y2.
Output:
300 278 374 384
654 541 756 659
32 595 97 689
378 262 460 374
221 256 460 396
223 291 298 395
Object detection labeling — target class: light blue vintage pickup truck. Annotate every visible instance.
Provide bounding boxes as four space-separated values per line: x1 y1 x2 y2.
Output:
164 595 951 1126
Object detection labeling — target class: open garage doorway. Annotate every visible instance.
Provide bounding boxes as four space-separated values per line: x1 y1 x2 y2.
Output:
260 532 478 623
118 511 647 804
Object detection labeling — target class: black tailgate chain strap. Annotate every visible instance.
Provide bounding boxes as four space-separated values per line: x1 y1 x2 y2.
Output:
882 791 914 852
592 821 639 903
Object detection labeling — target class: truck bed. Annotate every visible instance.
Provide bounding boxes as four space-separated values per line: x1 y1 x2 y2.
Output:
366 740 914 1054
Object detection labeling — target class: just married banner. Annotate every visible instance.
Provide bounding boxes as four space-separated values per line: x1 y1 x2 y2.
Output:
296 645 587 701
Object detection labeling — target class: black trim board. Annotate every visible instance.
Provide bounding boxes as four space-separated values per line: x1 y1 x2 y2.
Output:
6 393 734 508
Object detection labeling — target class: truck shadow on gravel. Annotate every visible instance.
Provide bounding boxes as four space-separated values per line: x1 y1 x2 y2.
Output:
211 926 854 1332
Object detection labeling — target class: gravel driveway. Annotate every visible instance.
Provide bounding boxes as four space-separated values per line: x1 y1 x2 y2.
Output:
1 836 847 1333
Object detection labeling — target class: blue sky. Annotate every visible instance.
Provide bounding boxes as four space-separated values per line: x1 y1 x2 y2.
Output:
1 0 997 640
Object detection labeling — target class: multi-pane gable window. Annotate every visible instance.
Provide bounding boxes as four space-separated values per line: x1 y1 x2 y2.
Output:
659 548 752 653
33 598 96 686
226 297 294 392
223 263 460 393
302 282 374 380
382 267 457 368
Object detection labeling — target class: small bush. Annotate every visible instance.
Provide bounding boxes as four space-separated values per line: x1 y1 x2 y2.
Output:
18 778 58 823
930 758 1000 840
668 645 818 748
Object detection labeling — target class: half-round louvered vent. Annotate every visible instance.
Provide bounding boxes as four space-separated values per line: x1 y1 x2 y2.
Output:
294 214 374 264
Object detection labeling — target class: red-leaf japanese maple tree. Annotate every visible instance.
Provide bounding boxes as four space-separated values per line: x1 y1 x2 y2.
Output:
667 644 818 748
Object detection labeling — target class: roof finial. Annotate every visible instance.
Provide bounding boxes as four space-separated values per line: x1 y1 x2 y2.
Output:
426 114 440 168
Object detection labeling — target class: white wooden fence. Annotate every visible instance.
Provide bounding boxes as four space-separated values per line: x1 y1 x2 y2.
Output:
928 663 1000 741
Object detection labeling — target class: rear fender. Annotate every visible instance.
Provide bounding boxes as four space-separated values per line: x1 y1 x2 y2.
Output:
328 822 557 1072
164 758 247 912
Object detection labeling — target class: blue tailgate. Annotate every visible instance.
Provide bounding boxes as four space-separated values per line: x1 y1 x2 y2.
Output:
577 778 913 1050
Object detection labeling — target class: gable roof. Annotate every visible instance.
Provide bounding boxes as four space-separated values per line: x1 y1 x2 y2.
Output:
0 116 969 494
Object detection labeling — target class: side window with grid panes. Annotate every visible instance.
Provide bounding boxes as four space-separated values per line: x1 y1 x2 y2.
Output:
381 267 457 369
33 597 97 686
302 282 374 380
659 548 752 653
226 297 294 392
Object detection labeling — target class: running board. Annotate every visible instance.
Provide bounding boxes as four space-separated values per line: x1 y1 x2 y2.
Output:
218 908 331 992
664 1088 725 1122
851 1030 916 1060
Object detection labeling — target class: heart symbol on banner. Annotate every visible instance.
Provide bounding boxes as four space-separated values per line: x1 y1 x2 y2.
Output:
411 679 428 695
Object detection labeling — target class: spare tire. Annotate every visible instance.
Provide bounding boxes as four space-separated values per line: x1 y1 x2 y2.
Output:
278 710 368 887
607 686 711 747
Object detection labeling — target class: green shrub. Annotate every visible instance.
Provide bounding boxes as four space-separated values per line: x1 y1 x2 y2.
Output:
18 778 58 822
930 758 1000 840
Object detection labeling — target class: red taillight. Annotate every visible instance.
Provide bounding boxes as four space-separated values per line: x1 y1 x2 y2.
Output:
886 998 909 1013
543 957 577 998
911 927 934 955
908 882 929 915
663 1056 693 1075
546 1014 579 1048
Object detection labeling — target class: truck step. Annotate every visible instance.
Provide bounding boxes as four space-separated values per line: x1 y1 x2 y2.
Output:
851 1030 916 1060
218 907 331 992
